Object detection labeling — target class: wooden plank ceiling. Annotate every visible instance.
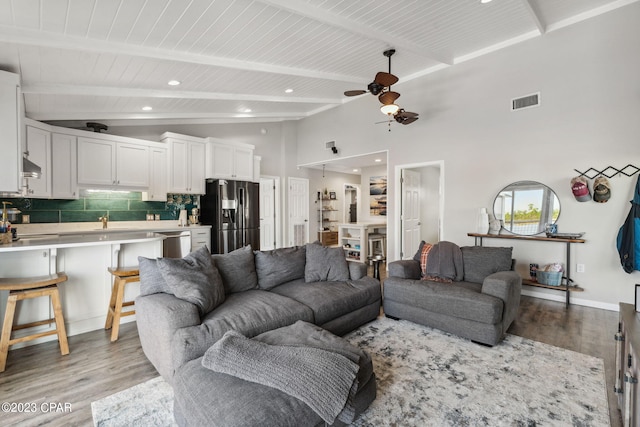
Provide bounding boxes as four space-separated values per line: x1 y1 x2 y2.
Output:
0 0 635 126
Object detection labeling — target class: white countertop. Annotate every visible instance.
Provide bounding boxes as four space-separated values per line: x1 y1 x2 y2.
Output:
13 221 211 237
338 222 387 228
0 231 165 253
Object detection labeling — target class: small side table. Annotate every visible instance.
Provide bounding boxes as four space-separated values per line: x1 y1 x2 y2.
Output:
370 257 384 280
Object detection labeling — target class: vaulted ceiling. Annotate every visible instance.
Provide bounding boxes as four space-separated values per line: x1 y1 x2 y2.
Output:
0 0 635 126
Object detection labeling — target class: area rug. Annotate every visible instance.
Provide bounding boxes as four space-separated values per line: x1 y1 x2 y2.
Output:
92 317 610 426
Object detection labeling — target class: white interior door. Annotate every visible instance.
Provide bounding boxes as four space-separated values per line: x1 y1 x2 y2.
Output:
288 177 309 246
401 169 421 259
260 177 276 250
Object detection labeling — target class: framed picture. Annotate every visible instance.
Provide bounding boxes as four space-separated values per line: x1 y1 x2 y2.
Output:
369 175 387 216
329 191 336 200
636 284 640 312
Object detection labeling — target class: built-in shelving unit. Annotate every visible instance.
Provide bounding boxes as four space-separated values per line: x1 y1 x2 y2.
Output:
339 223 387 264
468 232 585 306
317 195 338 246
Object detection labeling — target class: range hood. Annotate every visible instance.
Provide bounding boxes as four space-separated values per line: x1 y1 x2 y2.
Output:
22 156 42 179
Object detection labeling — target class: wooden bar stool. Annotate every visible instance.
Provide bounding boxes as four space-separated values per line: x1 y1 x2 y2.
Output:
0 273 70 373
105 266 139 342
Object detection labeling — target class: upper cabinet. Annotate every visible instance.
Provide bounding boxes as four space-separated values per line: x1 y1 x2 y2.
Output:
77 137 149 189
142 147 168 202
24 124 52 198
206 138 254 181
51 133 78 199
162 132 206 194
0 71 22 194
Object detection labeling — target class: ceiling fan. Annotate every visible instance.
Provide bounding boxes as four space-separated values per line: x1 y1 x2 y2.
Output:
344 49 419 127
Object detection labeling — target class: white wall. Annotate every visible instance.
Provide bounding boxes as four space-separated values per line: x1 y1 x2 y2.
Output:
294 4 640 309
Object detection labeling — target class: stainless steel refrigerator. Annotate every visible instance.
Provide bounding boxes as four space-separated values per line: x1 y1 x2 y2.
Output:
200 179 260 254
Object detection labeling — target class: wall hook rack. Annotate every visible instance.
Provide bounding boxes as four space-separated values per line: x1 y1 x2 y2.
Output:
574 164 639 179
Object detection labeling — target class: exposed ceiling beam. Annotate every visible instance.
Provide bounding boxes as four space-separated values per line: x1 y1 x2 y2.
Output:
256 0 454 65
27 110 308 122
21 83 342 104
521 0 546 34
0 25 364 84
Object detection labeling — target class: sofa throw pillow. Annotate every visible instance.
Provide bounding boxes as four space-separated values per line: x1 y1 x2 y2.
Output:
211 245 258 294
157 246 225 316
461 246 513 284
255 246 306 290
138 256 172 296
304 242 350 282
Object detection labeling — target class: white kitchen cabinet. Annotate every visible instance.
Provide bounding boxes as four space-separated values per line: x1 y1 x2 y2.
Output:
51 133 78 199
77 137 149 189
206 140 254 181
190 227 211 251
24 125 51 198
77 137 115 186
142 147 168 202
0 70 21 194
164 133 206 194
117 143 150 187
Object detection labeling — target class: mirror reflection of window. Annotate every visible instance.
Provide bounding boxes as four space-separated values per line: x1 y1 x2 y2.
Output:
493 181 560 236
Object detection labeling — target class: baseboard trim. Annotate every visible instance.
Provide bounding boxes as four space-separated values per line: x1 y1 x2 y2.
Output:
522 289 619 312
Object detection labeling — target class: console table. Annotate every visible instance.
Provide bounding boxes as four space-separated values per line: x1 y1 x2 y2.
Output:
468 233 585 306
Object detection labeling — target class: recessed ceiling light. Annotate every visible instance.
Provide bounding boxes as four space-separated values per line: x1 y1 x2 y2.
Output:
353 169 359 172
374 158 382 162
142 106 153 111
480 0 492 3
285 88 294 93
168 80 181 86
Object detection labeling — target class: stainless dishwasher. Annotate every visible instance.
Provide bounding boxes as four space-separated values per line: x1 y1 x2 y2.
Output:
159 230 191 258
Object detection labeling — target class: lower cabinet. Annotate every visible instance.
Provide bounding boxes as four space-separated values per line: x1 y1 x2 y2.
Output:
617 303 640 426
190 227 211 252
318 231 338 246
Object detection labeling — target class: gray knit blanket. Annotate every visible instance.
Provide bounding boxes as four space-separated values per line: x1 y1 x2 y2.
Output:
426 240 464 281
202 330 360 424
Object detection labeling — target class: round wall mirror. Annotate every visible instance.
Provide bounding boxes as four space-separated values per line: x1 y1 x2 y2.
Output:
493 181 560 236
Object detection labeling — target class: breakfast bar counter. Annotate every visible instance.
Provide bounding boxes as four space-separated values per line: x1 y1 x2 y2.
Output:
0 231 164 349
0 231 164 252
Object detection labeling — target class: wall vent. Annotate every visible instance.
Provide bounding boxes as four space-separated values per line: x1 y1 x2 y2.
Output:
511 92 540 111
325 140 336 150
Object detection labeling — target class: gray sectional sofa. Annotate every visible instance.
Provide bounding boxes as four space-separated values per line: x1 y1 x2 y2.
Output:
135 243 382 383
383 243 522 346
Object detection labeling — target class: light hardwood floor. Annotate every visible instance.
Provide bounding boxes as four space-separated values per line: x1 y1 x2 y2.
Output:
0 293 622 426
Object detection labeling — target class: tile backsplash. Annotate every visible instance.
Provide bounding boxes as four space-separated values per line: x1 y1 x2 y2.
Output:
0 191 197 224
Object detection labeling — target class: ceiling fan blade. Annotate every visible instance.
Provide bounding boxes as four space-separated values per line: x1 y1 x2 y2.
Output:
378 91 400 105
344 90 367 97
401 117 419 125
374 71 398 88
397 110 419 118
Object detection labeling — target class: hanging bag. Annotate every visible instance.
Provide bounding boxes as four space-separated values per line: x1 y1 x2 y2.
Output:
617 175 640 273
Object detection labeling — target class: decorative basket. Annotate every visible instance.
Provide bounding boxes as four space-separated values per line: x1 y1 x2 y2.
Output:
0 233 11 245
537 271 563 286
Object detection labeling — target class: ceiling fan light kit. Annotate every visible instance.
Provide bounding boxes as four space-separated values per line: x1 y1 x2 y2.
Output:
380 103 400 115
345 49 419 127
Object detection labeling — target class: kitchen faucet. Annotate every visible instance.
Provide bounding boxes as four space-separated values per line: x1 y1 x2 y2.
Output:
99 214 108 229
